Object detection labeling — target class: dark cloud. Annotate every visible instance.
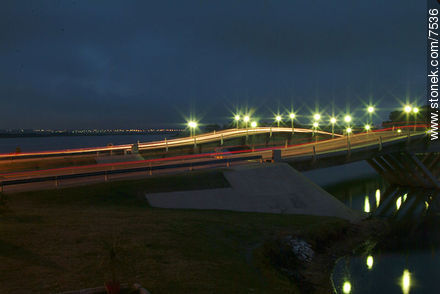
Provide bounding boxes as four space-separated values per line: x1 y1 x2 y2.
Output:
0 0 425 128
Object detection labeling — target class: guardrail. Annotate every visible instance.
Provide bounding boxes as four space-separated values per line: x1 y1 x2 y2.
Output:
0 155 263 190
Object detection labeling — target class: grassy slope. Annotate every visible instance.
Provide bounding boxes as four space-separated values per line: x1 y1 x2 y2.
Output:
0 171 344 293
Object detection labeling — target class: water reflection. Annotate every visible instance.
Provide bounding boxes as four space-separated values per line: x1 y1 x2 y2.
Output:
366 255 373 270
376 189 381 207
364 196 371 213
343 281 352 293
396 196 402 210
327 175 440 293
401 269 411 294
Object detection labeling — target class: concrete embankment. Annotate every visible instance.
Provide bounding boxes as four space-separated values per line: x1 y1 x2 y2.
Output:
146 163 363 222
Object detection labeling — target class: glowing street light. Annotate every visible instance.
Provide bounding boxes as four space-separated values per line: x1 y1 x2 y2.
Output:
243 115 250 128
413 107 419 131
330 117 337 138
364 124 371 132
289 113 296 133
234 115 240 129
313 113 321 121
367 106 375 113
275 115 282 128
346 127 352 134
251 121 257 128
187 121 198 137
404 105 412 128
312 121 319 138
344 115 352 124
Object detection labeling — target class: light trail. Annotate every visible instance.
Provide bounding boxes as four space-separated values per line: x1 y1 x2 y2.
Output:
0 128 425 182
0 127 341 159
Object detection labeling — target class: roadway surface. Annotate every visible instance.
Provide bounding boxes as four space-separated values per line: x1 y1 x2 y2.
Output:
0 127 340 160
0 127 427 193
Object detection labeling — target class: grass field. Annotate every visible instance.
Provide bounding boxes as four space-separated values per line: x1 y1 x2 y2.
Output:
0 171 344 293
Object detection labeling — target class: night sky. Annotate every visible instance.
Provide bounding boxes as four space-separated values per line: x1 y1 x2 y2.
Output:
0 1 425 129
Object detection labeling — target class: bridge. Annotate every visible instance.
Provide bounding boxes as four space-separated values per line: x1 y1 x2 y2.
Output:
0 126 438 193
0 127 341 160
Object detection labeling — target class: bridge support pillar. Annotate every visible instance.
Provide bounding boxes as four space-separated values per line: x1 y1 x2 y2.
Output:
272 149 281 162
368 151 440 189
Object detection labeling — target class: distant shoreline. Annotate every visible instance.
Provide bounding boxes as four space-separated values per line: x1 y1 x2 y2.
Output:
0 131 181 139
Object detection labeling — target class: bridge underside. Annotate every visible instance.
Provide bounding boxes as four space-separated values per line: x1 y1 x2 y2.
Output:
284 134 440 190
367 152 440 189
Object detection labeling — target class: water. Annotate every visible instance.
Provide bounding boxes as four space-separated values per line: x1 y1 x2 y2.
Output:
305 162 440 294
0 134 171 153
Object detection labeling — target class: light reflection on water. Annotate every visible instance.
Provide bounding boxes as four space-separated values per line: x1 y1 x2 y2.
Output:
323 172 440 294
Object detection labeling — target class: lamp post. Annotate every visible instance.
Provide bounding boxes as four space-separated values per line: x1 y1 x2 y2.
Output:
234 115 240 129
289 113 296 134
346 127 352 147
312 121 319 136
404 105 412 127
275 115 282 128
404 105 412 134
330 117 337 138
188 121 197 137
413 107 419 132
344 115 352 140
365 124 371 134
250 121 257 150
243 115 250 129
312 121 319 141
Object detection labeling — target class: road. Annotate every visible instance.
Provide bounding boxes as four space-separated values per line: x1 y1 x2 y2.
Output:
0 127 426 193
0 127 340 160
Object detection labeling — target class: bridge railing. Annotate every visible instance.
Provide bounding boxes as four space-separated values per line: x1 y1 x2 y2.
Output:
0 154 263 191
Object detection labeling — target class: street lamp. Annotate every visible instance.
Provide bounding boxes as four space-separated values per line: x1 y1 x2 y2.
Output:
243 115 250 128
188 121 197 137
275 115 282 128
234 115 240 129
251 121 257 128
413 107 419 131
289 113 296 133
313 113 321 121
364 124 371 133
330 117 337 138
404 105 412 130
367 106 375 114
404 105 412 113
344 115 352 124
312 121 319 138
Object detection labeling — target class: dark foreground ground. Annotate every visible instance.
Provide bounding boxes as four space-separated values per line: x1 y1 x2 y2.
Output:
0 171 351 294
